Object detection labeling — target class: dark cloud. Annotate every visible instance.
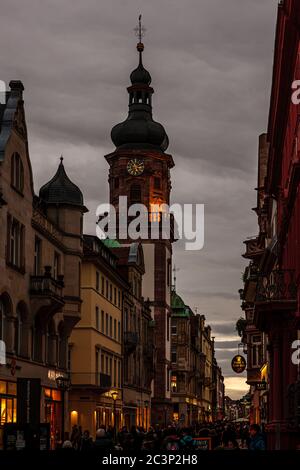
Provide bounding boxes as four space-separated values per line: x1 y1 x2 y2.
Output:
0 0 278 398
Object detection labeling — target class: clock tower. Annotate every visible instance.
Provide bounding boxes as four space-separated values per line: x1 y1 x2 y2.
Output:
104 17 175 425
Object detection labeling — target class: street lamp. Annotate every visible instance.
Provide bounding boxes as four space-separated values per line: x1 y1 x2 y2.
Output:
55 375 71 444
144 400 149 431
111 391 118 441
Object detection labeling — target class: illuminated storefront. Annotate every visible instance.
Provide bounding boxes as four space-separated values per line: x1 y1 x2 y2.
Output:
0 380 17 449
44 388 62 449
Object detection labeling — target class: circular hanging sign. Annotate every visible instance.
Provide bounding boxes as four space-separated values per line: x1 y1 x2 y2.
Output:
231 355 246 374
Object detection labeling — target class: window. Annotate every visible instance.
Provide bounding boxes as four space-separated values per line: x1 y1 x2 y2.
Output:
118 291 121 308
118 321 121 342
105 314 109 336
34 237 42 275
53 252 60 280
105 356 108 374
96 306 100 331
171 318 177 335
96 271 100 291
95 348 99 376
154 177 161 190
167 368 170 391
114 359 117 387
101 354 104 373
130 184 141 204
110 358 112 380
251 335 263 367
114 287 117 305
109 284 112 302
11 152 24 193
171 375 177 392
101 310 104 333
171 347 177 363
109 316 112 337
101 277 105 295
167 315 170 342
114 319 117 340
7 215 25 270
117 361 121 387
167 259 171 287
106 280 109 298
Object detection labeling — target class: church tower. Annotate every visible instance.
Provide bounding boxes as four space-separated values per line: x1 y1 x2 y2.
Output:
104 16 175 424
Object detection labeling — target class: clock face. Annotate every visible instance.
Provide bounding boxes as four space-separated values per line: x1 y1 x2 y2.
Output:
127 158 144 176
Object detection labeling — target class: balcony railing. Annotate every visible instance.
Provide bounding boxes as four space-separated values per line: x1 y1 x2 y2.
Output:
256 269 297 302
30 271 64 300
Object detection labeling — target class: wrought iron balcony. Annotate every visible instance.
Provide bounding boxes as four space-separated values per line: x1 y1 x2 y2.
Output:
124 331 138 353
256 269 297 302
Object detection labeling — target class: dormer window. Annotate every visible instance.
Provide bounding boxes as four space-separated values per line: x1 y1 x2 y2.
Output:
11 152 24 193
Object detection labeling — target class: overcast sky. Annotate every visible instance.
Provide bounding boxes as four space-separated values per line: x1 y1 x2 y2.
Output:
0 0 279 399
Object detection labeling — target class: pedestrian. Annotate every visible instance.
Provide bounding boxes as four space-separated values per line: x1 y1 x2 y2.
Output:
79 430 93 451
248 424 266 451
94 428 114 451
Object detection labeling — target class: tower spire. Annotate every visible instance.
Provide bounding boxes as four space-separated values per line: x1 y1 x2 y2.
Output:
134 14 146 65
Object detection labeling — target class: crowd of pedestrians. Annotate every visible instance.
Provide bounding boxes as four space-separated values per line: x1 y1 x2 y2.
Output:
60 421 266 452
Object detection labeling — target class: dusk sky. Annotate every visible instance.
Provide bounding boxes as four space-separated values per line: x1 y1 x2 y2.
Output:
0 0 278 399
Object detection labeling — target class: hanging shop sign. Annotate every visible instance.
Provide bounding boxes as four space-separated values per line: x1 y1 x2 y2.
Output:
231 355 246 374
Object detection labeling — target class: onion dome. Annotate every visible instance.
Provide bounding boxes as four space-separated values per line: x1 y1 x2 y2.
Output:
111 25 169 153
39 157 84 207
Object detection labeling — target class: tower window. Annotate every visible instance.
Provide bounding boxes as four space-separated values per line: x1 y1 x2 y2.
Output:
154 177 161 190
130 185 141 204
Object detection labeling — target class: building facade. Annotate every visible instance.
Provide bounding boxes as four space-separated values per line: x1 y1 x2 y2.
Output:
111 242 154 430
0 80 85 448
240 0 300 449
69 235 125 436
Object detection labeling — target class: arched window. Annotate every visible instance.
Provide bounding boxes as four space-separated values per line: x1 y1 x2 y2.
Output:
15 302 29 358
130 184 141 205
0 293 12 350
58 322 67 369
11 152 24 193
33 316 44 362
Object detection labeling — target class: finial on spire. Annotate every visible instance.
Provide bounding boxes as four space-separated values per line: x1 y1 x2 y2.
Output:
134 14 146 64
60 154 64 163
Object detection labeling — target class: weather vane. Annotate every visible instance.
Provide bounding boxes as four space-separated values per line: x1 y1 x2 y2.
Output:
134 14 146 43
